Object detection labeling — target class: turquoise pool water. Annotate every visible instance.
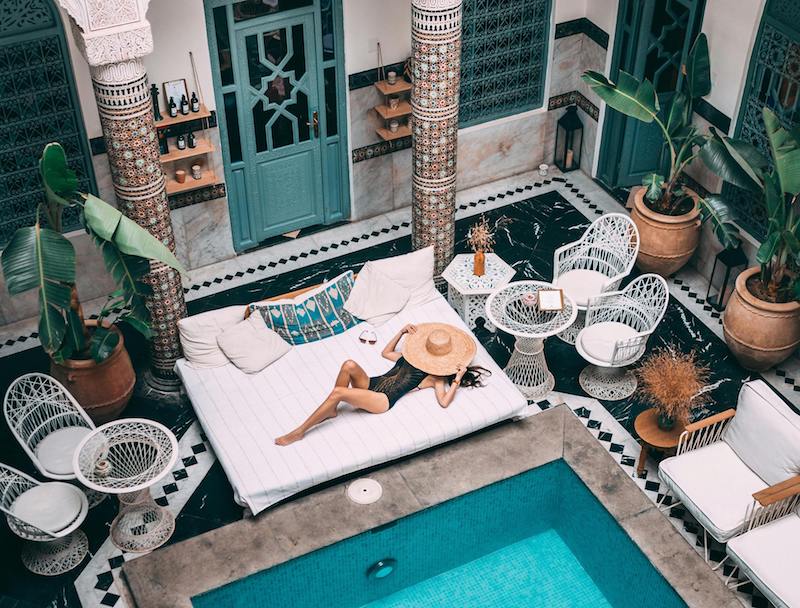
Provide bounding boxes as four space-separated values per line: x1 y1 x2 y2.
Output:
194 460 686 608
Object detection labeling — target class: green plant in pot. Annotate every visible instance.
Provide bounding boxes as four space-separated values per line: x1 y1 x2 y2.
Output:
636 346 711 431
699 107 800 370
1 143 185 421
582 34 739 276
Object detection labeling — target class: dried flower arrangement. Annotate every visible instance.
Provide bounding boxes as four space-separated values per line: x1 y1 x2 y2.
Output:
467 215 510 253
636 345 712 428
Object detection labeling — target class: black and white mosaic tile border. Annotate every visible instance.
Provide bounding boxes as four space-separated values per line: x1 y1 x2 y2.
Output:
548 91 599 121
554 17 610 50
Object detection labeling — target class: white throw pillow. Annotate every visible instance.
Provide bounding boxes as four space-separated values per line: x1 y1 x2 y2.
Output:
724 380 800 486
344 261 411 325
369 246 439 311
178 306 245 368
217 313 291 374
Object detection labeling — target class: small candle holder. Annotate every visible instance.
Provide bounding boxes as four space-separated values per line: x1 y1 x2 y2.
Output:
521 292 538 308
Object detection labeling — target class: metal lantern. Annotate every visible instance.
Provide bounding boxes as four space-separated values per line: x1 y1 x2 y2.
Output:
554 105 583 172
706 246 747 311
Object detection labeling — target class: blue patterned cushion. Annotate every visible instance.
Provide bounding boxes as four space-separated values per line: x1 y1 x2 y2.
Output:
249 272 359 345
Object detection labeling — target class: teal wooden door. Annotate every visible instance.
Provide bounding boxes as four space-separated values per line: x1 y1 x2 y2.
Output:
237 15 323 240
598 0 705 188
206 0 351 251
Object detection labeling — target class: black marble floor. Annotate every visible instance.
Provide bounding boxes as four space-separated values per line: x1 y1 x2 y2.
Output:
0 190 777 607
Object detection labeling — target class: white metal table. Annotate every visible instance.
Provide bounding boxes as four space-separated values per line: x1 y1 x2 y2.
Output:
486 281 577 400
441 253 515 332
73 418 178 553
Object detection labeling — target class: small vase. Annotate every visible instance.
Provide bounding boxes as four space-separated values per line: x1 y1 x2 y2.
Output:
473 250 486 277
657 412 675 431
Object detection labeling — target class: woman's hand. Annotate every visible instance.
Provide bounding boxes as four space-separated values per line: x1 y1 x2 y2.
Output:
454 363 466 382
402 323 418 335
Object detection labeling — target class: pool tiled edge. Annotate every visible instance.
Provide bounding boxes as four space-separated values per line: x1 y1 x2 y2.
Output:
120 407 739 608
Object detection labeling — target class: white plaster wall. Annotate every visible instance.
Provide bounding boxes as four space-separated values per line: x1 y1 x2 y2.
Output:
145 0 217 112
585 0 617 36
554 0 587 23
342 0 412 74
701 0 765 124
60 7 102 138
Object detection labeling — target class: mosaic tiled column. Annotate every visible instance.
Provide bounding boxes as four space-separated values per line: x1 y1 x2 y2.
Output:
411 0 463 277
91 59 187 390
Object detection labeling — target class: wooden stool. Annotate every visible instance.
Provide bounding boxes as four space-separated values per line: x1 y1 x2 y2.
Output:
633 408 686 477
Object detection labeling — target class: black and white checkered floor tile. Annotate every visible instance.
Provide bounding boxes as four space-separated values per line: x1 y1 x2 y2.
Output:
541 392 766 608
73 423 215 608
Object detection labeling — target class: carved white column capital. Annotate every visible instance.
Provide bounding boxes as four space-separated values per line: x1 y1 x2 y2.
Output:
58 0 154 67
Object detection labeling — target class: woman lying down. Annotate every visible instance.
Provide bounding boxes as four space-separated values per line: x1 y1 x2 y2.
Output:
275 323 490 446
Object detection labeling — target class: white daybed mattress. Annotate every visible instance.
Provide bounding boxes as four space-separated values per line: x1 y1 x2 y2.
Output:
176 293 527 514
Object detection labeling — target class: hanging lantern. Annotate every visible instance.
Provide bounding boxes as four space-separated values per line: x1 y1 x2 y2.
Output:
554 105 583 172
706 246 747 311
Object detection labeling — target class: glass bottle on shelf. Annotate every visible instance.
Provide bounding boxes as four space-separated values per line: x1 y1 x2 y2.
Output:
190 92 200 113
158 131 169 155
180 94 190 115
168 96 177 118
176 134 186 150
187 131 196 148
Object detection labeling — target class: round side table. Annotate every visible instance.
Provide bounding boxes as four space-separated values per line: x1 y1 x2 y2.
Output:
633 408 686 477
485 281 577 400
73 418 178 553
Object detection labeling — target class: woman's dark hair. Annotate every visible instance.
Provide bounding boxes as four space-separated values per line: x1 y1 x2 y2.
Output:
449 365 491 388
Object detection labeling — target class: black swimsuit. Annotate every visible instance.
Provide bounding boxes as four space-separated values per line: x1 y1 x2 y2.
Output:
368 357 428 409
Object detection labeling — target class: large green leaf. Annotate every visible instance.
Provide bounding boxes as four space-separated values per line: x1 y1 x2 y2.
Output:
89 326 120 362
685 33 711 99
83 195 185 274
699 134 762 192
40 142 79 210
642 173 665 202
666 92 690 136
763 107 800 195
62 307 87 357
581 70 659 123
1 225 75 294
699 194 740 249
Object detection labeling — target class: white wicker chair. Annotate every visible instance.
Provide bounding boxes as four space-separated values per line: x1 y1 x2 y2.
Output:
575 274 669 400
0 463 89 575
553 213 639 344
4 373 95 481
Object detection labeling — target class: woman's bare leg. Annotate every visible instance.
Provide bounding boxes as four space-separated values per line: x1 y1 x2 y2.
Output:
275 361 389 445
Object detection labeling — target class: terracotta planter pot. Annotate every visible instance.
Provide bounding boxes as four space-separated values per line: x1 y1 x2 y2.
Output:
50 321 136 424
723 267 800 371
631 188 701 277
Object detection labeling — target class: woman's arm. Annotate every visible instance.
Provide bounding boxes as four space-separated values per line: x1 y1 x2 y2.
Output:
434 365 466 408
381 324 416 362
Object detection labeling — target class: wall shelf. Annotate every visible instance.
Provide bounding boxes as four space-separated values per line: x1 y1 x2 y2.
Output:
374 80 412 96
165 171 218 195
160 139 215 163
155 104 211 129
376 125 412 141
374 100 412 120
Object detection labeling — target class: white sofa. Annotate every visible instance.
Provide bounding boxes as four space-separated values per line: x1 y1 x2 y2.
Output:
726 477 800 608
658 380 800 546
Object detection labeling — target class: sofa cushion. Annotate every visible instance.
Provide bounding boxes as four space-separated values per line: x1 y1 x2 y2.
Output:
34 426 91 477
724 380 800 486
659 441 768 542
250 271 358 345
12 482 83 533
369 246 439 311
178 306 245 368
217 314 291 374
727 514 800 608
555 268 609 307
578 321 638 363
344 261 410 326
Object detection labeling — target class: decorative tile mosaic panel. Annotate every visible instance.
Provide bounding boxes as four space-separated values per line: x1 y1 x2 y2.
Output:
459 0 552 127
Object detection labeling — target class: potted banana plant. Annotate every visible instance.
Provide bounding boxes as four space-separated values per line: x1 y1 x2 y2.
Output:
582 34 739 276
700 108 800 371
1 143 185 421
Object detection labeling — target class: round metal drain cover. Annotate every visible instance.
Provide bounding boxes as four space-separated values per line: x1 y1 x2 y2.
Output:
347 478 383 504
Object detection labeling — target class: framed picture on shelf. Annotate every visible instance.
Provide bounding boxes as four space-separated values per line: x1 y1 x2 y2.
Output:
163 79 188 106
538 289 564 312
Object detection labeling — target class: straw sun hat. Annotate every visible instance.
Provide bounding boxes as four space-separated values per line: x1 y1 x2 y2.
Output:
402 323 477 376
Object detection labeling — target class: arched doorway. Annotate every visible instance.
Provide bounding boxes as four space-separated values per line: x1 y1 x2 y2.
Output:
0 0 96 243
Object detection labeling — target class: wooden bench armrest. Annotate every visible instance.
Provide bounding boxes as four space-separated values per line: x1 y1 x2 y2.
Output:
683 409 736 434
753 475 800 507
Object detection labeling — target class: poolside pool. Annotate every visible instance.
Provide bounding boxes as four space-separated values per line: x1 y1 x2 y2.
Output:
193 460 686 608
